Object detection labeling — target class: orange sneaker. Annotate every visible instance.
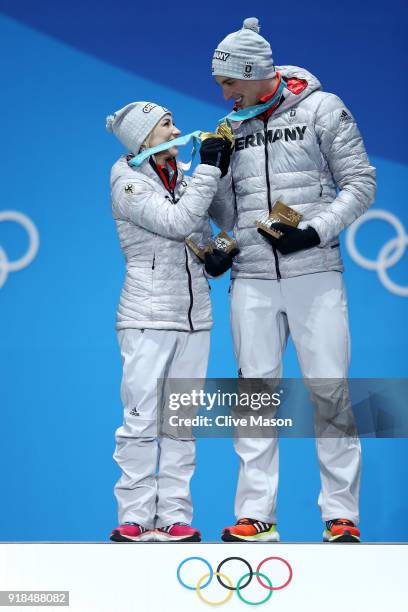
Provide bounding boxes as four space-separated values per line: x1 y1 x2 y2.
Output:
323 519 360 543
221 518 280 542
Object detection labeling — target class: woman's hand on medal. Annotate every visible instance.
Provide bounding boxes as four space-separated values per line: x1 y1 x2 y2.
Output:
199 137 232 177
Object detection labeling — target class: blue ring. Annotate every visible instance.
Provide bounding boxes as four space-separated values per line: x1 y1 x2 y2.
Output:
177 557 213 591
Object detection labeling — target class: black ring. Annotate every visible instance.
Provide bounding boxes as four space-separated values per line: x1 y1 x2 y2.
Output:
216 557 253 591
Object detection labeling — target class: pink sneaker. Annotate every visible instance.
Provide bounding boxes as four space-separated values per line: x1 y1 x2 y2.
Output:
155 522 201 542
110 522 151 542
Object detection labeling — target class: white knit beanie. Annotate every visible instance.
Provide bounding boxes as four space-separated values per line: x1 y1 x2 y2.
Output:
212 17 275 80
106 101 170 154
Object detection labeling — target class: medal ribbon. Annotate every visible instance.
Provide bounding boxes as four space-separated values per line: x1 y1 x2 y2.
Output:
218 77 287 124
128 131 202 168
128 79 286 168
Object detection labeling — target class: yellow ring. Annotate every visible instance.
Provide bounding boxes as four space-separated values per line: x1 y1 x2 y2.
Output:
196 572 234 606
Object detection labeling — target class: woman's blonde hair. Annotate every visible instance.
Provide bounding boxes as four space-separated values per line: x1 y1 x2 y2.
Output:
139 135 151 152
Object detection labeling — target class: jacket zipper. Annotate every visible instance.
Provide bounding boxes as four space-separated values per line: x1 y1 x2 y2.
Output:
264 119 281 281
231 177 238 216
184 246 194 331
151 163 194 330
272 245 281 280
169 187 194 331
264 120 273 215
149 159 194 329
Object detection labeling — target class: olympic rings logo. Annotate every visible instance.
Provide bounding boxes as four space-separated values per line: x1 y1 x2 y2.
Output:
0 211 39 289
346 210 407 297
177 556 293 606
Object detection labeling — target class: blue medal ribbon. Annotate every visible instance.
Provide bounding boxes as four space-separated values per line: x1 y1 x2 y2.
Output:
128 79 286 168
218 78 287 124
128 130 202 168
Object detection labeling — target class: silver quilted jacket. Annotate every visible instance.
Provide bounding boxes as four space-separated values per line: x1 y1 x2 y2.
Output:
211 65 377 279
110 156 221 331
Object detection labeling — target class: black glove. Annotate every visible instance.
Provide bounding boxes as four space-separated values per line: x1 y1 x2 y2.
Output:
204 247 239 277
199 137 232 178
258 222 320 255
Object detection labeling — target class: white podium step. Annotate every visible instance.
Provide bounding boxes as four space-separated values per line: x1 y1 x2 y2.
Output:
1 543 406 611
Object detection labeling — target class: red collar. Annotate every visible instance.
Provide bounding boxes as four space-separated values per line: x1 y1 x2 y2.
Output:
257 73 285 121
257 72 309 121
127 154 178 193
151 158 178 193
259 72 283 104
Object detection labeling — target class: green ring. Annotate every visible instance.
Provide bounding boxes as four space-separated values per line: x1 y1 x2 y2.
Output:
236 572 273 606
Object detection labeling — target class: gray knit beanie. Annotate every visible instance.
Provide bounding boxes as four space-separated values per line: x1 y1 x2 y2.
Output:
106 101 170 154
212 17 275 80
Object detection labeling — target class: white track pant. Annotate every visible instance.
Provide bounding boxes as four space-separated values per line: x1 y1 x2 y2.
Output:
113 328 210 529
230 272 361 524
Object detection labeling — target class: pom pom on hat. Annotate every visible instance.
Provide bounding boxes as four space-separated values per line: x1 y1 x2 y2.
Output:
105 115 115 133
242 17 260 33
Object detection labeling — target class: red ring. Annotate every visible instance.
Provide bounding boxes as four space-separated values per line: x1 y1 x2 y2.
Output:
256 556 293 591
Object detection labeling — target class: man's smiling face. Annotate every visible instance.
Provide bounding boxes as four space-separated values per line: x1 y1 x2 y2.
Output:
214 75 273 109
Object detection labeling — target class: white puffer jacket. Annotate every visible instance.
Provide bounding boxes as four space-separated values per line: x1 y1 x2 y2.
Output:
110 156 221 331
211 65 377 279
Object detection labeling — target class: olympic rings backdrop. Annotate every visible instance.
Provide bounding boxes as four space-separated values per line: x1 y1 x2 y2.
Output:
0 0 407 542
176 555 293 606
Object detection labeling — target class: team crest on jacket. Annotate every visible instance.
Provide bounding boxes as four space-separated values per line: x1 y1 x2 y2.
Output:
124 183 135 194
288 109 297 122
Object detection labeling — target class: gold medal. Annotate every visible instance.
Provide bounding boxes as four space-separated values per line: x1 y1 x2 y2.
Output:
199 121 235 148
216 121 235 148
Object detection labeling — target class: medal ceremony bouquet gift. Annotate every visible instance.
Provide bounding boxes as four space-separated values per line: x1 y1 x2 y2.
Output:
256 199 303 238
186 231 238 262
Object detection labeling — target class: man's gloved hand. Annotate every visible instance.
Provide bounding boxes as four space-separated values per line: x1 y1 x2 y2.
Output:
204 247 239 277
258 222 320 255
199 138 232 178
